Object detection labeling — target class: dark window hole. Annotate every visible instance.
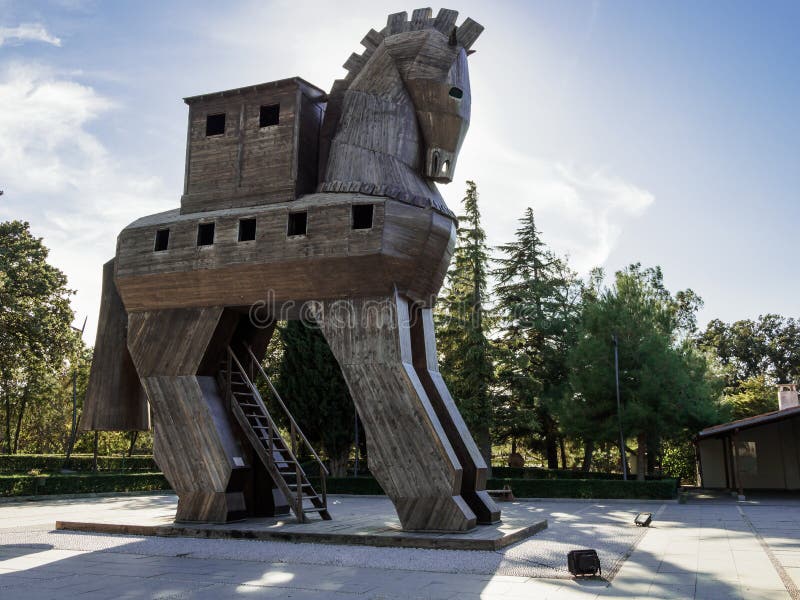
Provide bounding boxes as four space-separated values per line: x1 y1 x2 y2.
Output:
205 113 226 136
197 222 215 246
287 212 307 236
154 229 169 252
238 218 257 242
260 104 280 127
352 204 374 230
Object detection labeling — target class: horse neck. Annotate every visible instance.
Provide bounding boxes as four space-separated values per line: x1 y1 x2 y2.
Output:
322 58 435 203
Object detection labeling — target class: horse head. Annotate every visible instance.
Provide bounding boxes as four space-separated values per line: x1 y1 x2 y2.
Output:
319 8 483 213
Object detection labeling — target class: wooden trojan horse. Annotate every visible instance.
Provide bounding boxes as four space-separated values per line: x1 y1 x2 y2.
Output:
81 8 499 532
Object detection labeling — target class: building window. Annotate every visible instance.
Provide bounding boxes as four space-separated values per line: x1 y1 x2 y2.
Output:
154 229 170 252
260 104 280 127
205 113 226 136
197 222 215 246
287 212 307 236
238 218 257 242
352 204 374 229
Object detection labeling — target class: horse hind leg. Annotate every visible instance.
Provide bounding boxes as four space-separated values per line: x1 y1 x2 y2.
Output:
316 292 482 531
127 307 251 523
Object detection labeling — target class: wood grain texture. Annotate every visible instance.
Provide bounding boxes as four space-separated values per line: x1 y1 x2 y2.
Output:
181 78 325 214
114 196 454 312
146 375 250 523
128 310 289 523
81 258 149 431
86 9 488 531
316 292 477 531
409 306 500 524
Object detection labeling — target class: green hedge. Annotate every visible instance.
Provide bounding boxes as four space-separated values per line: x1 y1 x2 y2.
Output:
0 454 157 474
0 472 676 501
492 466 671 482
488 477 677 500
0 472 170 497
310 475 676 500
308 476 384 495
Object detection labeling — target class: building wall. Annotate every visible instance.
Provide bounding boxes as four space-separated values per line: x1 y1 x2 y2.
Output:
699 416 800 490
699 438 728 488
780 418 800 489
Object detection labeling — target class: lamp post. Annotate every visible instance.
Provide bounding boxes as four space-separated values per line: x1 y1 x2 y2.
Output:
613 333 627 480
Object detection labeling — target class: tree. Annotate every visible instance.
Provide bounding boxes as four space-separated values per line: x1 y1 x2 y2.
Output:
0 221 79 454
699 315 799 421
275 321 354 477
699 315 800 387
493 208 583 468
723 374 779 420
437 181 494 468
561 264 722 479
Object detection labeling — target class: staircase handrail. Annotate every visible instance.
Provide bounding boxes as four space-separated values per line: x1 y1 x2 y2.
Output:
244 345 330 477
226 347 289 461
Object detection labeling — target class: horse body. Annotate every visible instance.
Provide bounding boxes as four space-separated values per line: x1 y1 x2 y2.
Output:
82 8 498 531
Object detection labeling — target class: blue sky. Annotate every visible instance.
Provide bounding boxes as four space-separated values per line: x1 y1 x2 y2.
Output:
1 1 798 342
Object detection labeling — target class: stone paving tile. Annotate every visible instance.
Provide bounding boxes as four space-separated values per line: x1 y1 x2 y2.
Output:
2 494 799 598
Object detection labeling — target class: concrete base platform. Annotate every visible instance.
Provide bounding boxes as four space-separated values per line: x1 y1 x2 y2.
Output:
55 495 547 551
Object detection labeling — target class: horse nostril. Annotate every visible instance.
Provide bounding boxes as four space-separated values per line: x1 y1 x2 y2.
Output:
448 87 463 99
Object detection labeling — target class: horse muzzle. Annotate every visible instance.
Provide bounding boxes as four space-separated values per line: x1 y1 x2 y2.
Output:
424 148 457 183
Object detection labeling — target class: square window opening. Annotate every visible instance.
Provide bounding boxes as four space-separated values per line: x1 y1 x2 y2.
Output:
352 204 374 229
238 218 257 242
154 228 170 252
287 212 307 236
205 113 226 136
197 222 215 246
260 104 280 127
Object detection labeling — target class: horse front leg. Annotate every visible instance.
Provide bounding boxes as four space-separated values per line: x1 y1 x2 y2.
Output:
315 292 478 531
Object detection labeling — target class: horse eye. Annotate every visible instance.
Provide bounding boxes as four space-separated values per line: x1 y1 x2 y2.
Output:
448 87 463 99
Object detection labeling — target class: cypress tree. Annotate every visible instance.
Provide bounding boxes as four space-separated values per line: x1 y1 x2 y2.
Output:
493 208 582 468
437 181 494 468
275 321 355 476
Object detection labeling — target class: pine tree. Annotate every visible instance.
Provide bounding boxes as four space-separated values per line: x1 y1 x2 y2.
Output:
437 181 494 468
561 264 722 479
275 321 355 476
493 208 582 468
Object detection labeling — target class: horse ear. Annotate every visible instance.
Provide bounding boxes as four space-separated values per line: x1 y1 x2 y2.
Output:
448 26 458 47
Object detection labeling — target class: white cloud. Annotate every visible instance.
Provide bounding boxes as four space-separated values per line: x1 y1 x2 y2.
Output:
0 63 171 342
0 23 61 47
443 141 655 273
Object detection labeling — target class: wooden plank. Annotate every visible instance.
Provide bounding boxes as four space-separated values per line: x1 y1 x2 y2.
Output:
433 8 458 34
456 17 484 50
410 8 432 31
385 11 408 35
82 258 150 431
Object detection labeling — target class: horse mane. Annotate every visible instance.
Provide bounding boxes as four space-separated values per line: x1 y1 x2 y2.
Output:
317 8 483 186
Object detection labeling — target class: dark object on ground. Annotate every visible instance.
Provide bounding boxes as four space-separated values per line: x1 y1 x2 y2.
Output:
567 549 601 577
635 512 653 527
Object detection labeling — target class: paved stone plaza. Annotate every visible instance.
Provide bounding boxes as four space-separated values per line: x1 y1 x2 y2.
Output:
0 492 798 598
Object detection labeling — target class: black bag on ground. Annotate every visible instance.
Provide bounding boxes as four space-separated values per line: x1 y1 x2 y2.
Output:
567 549 601 577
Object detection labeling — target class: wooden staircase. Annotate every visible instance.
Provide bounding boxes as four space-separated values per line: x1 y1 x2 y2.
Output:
218 345 331 523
